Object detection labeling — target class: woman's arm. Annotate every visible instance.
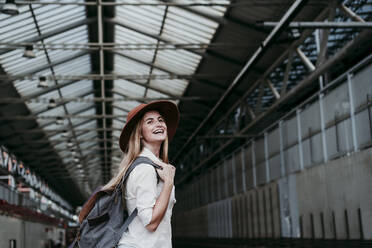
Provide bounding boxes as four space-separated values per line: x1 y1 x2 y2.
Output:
145 162 176 232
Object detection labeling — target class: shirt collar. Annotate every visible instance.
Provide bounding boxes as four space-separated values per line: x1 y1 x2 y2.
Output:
139 146 162 163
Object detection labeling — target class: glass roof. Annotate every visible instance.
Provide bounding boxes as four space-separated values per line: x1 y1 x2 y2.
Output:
1 0 369 210
112 0 228 143
0 0 229 204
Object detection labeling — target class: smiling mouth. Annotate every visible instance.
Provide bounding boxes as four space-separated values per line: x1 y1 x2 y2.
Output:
153 130 165 134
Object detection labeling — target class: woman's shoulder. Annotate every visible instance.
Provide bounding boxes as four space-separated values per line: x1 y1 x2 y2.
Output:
130 162 157 177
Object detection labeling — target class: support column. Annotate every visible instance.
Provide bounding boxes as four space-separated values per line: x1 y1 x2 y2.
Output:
279 121 286 177
252 140 257 187
296 109 304 170
241 148 247 192
347 73 358 152
264 132 270 183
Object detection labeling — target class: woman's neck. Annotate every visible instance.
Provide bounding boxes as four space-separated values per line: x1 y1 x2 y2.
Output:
143 142 161 158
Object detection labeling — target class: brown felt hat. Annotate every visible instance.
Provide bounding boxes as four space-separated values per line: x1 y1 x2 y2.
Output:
119 100 179 152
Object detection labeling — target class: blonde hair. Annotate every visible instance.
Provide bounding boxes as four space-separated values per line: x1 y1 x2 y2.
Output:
102 112 169 191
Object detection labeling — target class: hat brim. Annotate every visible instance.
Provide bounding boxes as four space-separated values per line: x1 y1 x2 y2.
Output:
119 101 179 152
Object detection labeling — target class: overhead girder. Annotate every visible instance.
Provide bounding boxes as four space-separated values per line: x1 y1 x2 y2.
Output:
173 0 310 161
159 0 271 36
175 24 372 186
105 17 245 66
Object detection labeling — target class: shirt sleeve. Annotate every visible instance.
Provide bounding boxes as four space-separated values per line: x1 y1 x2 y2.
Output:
130 163 157 227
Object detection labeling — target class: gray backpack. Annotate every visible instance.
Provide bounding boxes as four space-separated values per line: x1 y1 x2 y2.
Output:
69 156 160 248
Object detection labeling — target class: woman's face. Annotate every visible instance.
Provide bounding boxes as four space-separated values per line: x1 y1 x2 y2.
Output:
141 110 167 144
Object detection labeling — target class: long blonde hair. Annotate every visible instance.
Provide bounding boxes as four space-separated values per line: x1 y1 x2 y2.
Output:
102 113 169 191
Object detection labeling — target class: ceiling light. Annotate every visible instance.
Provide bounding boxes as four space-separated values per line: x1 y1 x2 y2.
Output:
48 98 57 109
74 157 79 163
62 130 69 138
23 45 36 59
291 28 301 39
71 149 76 156
37 76 48 88
56 116 64 125
1 0 19 16
76 164 82 168
67 140 73 148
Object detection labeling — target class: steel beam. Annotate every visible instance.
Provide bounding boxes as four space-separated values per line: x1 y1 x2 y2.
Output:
339 3 366 23
0 115 126 120
296 47 315 71
98 0 109 181
196 134 254 140
0 96 204 104
13 1 327 7
259 21 372 28
175 28 372 186
0 73 228 81
173 0 309 161
160 0 270 35
174 6 330 164
105 17 244 67
0 42 276 50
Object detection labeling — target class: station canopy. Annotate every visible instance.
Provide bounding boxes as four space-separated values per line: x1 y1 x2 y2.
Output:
0 0 370 208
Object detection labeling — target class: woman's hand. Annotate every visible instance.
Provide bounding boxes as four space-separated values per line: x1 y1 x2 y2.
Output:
146 161 175 232
155 161 175 185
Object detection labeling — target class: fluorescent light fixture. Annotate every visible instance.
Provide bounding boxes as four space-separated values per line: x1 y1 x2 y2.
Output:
56 116 64 125
1 0 19 16
37 76 48 88
48 98 57 109
23 45 36 58
62 130 69 138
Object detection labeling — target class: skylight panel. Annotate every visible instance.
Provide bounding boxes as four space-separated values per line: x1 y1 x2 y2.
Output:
173 0 229 17
36 105 65 126
74 120 96 131
115 26 158 64
116 5 165 36
112 108 127 120
26 90 60 113
65 101 93 116
155 49 200 74
114 80 146 97
115 55 151 75
150 78 188 96
146 89 168 98
112 100 142 115
53 56 90 76
35 5 86 33
77 131 97 141
168 5 218 28
0 49 48 75
60 80 92 97
0 6 37 43
13 68 50 97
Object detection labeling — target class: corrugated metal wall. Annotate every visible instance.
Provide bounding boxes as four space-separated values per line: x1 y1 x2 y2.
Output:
173 58 372 241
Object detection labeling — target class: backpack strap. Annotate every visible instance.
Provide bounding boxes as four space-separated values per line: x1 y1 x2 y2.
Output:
115 156 162 192
114 156 162 242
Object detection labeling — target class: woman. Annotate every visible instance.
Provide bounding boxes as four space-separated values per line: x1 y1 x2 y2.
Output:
102 100 179 248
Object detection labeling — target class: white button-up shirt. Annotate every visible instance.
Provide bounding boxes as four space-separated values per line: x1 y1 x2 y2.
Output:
118 147 176 248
